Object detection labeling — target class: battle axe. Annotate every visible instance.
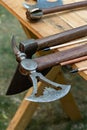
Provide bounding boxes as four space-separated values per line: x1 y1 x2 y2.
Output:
8 37 87 102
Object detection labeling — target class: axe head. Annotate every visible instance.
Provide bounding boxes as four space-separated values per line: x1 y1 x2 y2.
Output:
6 65 50 95
23 0 63 9
6 65 32 95
36 0 63 9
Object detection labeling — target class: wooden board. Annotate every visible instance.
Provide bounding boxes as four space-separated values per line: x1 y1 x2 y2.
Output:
0 0 87 80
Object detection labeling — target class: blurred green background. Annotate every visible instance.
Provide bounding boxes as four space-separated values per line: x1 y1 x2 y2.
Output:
0 5 87 130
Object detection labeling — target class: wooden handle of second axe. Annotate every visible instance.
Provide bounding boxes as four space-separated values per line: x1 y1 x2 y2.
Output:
43 1 87 14
33 44 87 71
20 25 87 53
36 25 87 50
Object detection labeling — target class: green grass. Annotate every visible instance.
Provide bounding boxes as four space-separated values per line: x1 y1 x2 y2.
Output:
0 5 87 130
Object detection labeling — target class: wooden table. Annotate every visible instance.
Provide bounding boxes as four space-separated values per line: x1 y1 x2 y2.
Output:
0 0 87 130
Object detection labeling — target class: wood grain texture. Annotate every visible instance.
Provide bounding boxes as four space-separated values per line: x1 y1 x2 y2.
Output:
34 44 87 70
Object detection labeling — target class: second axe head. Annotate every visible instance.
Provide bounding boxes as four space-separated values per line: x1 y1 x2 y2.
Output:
23 0 63 9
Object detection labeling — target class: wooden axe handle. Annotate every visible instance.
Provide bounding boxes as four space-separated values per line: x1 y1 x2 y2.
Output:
20 25 87 54
36 25 87 50
43 1 87 14
34 44 87 71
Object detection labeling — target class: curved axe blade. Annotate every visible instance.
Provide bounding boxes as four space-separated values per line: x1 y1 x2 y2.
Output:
6 65 32 95
26 85 70 102
25 71 71 102
6 65 50 95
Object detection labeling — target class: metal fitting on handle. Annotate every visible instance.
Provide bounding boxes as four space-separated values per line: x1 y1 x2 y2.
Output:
26 8 43 21
19 39 38 57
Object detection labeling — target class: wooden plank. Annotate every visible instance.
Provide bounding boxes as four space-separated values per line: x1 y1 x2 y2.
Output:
0 0 86 36
0 0 71 37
